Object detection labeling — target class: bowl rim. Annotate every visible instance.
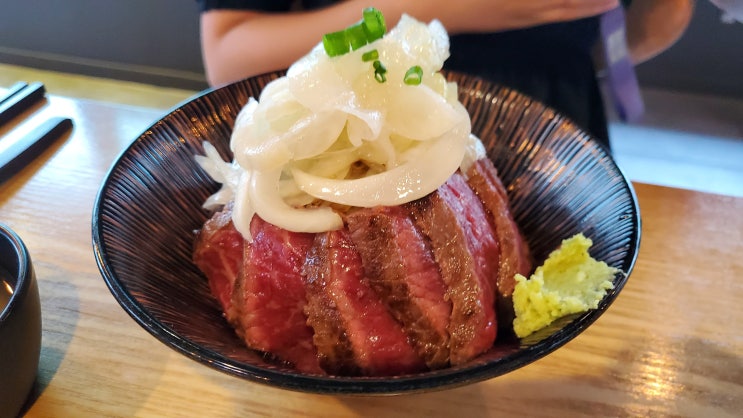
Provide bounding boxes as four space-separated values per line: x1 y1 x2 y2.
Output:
0 222 32 322
91 71 642 394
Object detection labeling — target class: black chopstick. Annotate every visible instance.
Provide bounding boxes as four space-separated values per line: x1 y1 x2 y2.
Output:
0 82 29 107
0 116 73 184
0 82 46 127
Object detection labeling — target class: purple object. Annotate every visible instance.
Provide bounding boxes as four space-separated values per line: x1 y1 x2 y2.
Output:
600 7 644 123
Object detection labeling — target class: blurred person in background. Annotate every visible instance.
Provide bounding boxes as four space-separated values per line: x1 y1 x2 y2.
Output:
196 0 693 150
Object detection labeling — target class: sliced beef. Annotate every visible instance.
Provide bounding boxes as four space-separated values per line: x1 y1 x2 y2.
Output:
346 206 451 369
194 159 530 375
465 159 533 327
406 172 499 365
230 216 324 374
303 230 426 376
193 203 243 319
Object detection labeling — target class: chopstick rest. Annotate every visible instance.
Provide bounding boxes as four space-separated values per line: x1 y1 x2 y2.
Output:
0 82 46 128
0 117 73 183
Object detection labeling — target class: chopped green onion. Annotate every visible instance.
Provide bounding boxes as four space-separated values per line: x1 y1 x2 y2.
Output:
322 7 387 57
345 23 368 51
361 7 386 42
361 49 379 62
373 60 387 83
323 30 350 57
403 65 423 85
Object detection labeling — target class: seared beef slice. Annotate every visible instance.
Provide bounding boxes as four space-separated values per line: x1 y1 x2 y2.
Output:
193 203 243 319
407 172 499 365
231 216 323 374
465 159 532 326
346 206 451 369
303 230 426 376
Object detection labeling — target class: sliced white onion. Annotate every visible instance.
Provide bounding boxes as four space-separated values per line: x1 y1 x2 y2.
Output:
460 133 488 175
385 17 449 78
385 84 466 141
195 141 241 210
199 14 476 237
248 169 343 233
291 128 468 207
232 171 255 240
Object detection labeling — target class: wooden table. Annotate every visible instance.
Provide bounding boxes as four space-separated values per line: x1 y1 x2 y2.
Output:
2 92 741 417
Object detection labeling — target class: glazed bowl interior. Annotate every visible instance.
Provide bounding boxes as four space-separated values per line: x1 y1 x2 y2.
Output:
1 235 18 317
0 223 42 417
0 226 23 320
92 71 640 395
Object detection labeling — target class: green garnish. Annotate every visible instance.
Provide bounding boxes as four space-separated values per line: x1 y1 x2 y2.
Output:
321 8 421 86
345 23 368 51
361 7 386 42
403 65 423 85
373 60 387 83
322 30 350 57
322 7 387 57
361 49 379 62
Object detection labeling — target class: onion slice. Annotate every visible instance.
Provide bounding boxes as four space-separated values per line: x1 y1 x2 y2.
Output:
247 169 343 233
291 130 468 207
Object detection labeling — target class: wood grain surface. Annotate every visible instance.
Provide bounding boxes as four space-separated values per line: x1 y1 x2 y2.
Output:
1 93 741 417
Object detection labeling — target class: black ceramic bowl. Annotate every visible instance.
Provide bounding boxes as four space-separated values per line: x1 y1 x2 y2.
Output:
0 223 41 417
92 71 640 394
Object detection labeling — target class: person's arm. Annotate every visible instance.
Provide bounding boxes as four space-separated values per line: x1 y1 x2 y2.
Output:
624 0 694 64
200 4 368 87
200 0 619 86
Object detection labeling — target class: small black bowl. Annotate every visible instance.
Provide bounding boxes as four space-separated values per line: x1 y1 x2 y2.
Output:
93 71 640 394
0 223 42 418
